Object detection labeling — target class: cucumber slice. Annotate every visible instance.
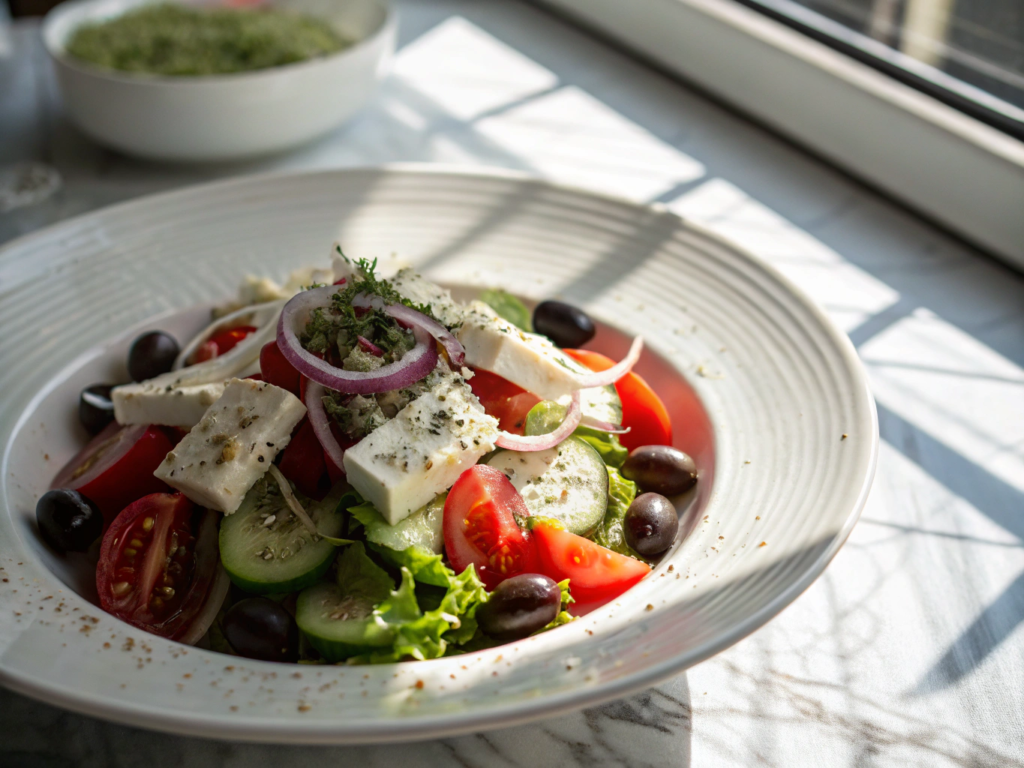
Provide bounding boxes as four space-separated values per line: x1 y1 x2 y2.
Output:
486 437 609 536
219 477 346 594
354 493 446 555
295 543 395 662
295 582 395 661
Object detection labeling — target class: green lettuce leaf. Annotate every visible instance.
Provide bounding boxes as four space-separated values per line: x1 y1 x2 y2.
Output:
592 467 649 562
538 578 576 632
334 540 394 604
574 426 629 468
480 288 532 332
344 564 491 664
347 494 450 587
370 543 452 587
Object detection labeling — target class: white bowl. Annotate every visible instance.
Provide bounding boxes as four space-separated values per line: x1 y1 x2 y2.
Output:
42 0 396 161
0 166 877 742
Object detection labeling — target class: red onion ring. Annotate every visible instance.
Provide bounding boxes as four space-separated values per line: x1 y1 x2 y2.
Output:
579 415 631 434
277 286 438 394
357 336 384 357
495 391 582 451
574 336 644 388
304 379 347 474
352 294 465 366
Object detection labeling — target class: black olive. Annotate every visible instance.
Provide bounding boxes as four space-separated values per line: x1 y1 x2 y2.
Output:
624 492 678 556
477 573 561 641
79 384 116 435
621 445 698 496
127 331 180 382
533 300 596 348
223 597 298 662
36 489 103 553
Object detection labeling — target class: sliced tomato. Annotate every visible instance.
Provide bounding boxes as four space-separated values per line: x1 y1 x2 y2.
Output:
531 520 650 605
564 349 672 450
96 493 225 642
443 465 537 589
259 340 300 395
467 369 541 435
278 418 328 500
190 325 257 364
51 422 173 526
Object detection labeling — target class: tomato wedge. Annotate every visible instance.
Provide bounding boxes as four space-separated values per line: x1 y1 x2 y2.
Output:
51 422 173 526
278 418 328 499
96 493 226 642
190 325 257 364
467 369 540 435
443 465 537 589
564 349 672 450
259 340 300 395
531 520 650 605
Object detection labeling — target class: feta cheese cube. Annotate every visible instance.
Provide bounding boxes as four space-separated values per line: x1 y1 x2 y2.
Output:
343 366 499 525
154 379 306 513
113 380 227 428
457 301 583 401
390 268 466 329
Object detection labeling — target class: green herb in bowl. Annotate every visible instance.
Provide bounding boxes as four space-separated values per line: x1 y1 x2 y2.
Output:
65 3 351 76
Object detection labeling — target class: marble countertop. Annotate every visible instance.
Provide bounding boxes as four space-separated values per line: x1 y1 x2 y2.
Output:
1 1 1022 765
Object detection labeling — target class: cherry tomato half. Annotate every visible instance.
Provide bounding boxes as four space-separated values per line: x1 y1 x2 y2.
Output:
259 340 300 395
51 422 173 526
443 465 537 589
96 493 223 641
278 418 328 500
190 325 257 364
564 349 672 451
531 520 650 605
467 369 541 435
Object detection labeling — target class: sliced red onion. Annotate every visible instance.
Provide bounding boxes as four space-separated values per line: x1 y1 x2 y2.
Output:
174 299 284 372
304 379 347 474
352 293 465 366
357 336 384 357
573 336 644 388
277 286 437 394
495 391 582 451
579 414 631 434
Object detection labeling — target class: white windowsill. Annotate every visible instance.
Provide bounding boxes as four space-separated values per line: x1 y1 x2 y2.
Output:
538 0 1024 269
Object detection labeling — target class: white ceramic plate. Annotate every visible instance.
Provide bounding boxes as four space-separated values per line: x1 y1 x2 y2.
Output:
0 166 877 743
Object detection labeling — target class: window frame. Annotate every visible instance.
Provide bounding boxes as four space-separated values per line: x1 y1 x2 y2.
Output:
537 0 1024 269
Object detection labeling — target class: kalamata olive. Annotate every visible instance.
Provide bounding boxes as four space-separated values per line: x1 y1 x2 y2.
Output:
127 331 180 382
476 573 561 641
624 492 678 556
223 597 299 662
79 384 116 435
621 445 697 495
36 488 103 553
533 300 596 348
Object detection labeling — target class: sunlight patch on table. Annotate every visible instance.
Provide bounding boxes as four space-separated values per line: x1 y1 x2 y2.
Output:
860 308 1024 493
473 86 706 201
666 178 899 333
392 17 558 121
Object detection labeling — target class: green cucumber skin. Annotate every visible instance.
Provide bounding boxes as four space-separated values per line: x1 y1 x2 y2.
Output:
295 582 393 662
223 548 334 595
487 437 609 536
218 482 345 594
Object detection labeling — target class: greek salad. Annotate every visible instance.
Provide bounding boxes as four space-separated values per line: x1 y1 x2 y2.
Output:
37 250 699 664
